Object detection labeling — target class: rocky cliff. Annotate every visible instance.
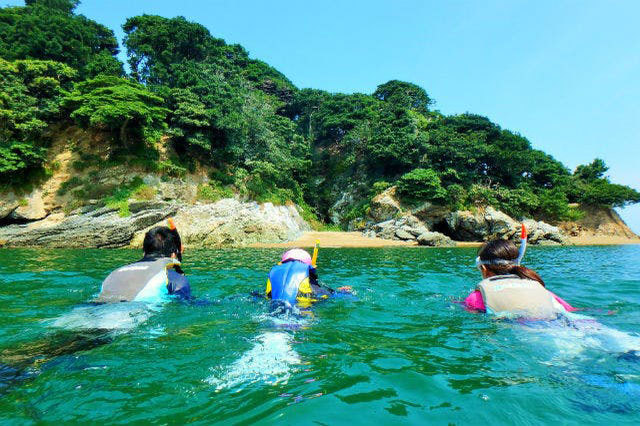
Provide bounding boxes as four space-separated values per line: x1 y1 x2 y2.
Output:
0 129 310 248
358 186 635 246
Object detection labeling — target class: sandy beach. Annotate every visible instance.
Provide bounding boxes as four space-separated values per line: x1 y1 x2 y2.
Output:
251 231 640 248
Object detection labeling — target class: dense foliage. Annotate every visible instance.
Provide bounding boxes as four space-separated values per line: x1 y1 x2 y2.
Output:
1 1 638 224
0 59 75 182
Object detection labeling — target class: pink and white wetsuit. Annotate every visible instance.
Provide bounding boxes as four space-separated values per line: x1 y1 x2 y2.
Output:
464 289 577 312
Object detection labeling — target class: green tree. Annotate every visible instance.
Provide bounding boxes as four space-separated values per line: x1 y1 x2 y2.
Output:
373 80 433 114
123 15 220 86
0 1 120 77
397 168 446 201
62 76 168 146
574 158 608 182
0 59 75 182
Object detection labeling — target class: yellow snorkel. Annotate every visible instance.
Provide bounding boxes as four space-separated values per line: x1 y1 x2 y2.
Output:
311 239 320 268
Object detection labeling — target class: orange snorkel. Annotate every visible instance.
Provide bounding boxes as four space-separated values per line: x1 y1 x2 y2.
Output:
515 223 528 265
167 218 183 262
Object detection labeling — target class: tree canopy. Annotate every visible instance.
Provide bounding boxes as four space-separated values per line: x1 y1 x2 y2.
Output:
0 2 637 223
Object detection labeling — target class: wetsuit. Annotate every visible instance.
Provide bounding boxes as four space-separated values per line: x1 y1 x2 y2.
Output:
464 274 575 317
266 260 333 307
98 253 190 303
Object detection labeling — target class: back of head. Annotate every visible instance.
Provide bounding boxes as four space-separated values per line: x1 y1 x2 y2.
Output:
478 239 545 286
143 226 180 259
281 248 312 266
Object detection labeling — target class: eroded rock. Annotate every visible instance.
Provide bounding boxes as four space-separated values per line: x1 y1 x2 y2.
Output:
417 231 455 247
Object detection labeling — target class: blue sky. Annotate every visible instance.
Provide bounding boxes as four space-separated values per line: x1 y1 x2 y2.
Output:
5 0 639 231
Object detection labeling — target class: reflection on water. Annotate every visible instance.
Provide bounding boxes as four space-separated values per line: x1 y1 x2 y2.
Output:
0 246 639 423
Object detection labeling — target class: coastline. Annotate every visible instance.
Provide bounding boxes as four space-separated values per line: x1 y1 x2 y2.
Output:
250 231 640 248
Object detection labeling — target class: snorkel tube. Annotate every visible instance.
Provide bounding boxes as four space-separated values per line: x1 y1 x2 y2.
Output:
515 223 527 266
167 218 183 263
311 239 320 268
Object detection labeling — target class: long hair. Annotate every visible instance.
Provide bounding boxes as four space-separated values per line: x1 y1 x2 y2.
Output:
478 239 545 286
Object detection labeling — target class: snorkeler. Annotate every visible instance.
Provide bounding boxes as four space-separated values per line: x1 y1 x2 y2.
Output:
464 225 576 319
0 220 190 391
97 219 190 302
266 244 351 309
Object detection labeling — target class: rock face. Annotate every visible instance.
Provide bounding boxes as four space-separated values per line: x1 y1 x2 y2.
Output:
445 207 519 241
0 199 310 249
131 199 310 248
369 187 402 222
0 203 178 248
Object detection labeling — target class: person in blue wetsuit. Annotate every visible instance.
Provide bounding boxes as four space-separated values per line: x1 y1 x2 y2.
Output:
97 220 190 302
266 248 350 308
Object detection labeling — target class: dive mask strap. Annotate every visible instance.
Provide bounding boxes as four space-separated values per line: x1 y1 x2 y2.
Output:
476 224 528 270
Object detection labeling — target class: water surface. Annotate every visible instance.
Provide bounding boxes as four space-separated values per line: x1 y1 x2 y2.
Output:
1 246 639 424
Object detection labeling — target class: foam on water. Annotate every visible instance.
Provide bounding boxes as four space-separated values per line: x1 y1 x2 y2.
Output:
48 302 159 332
206 331 301 391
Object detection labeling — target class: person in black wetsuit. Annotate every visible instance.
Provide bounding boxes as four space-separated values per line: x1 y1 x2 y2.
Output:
0 220 190 392
97 223 190 302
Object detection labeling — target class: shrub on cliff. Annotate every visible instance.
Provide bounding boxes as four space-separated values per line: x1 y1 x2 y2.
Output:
397 168 446 202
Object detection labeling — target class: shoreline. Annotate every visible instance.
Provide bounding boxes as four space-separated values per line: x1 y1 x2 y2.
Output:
250 231 640 249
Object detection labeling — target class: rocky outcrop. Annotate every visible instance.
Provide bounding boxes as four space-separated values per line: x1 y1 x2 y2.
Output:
558 205 639 239
364 214 427 242
0 199 310 249
522 219 565 245
130 199 310 248
9 189 48 221
416 231 455 247
0 202 177 248
369 187 402 222
363 187 568 245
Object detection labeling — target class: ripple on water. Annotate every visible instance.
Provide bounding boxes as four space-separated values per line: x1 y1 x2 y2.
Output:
0 246 639 423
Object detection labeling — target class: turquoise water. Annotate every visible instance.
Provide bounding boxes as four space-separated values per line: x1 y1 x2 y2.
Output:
1 246 640 424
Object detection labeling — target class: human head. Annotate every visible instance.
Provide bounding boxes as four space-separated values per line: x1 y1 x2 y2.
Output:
143 226 182 260
281 248 312 265
477 239 544 286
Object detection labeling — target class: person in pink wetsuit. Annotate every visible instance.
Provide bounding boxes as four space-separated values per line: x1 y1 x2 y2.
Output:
465 237 577 315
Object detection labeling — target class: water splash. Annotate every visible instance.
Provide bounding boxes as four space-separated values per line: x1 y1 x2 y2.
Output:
206 331 301 391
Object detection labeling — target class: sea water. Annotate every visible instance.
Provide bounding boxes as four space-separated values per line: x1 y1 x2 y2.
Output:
0 246 639 424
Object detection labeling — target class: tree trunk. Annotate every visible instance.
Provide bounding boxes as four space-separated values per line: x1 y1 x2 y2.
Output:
119 118 130 147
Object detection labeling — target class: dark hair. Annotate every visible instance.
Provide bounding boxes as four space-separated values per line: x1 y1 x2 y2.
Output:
478 239 545 286
143 226 181 259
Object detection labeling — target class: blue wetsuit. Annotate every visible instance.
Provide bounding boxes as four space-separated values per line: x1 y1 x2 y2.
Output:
266 260 332 306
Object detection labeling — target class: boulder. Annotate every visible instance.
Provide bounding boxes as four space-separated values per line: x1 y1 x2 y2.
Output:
366 214 428 241
394 228 415 241
417 231 455 247
9 189 48 221
522 219 565 245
